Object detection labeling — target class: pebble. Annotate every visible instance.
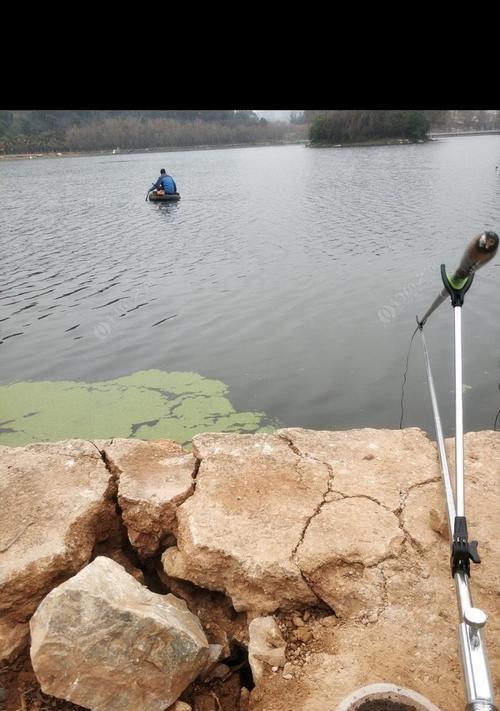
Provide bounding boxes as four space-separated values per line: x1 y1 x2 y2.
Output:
210 663 230 678
294 626 313 642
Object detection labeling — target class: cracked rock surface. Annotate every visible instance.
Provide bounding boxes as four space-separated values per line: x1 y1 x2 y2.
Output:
0 439 117 660
1 428 499 711
248 430 500 711
99 438 196 558
163 432 328 613
163 428 439 618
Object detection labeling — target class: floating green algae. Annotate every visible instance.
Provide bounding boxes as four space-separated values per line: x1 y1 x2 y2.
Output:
0 370 275 447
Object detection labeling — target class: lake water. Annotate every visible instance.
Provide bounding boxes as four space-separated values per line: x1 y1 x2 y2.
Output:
1 138 500 445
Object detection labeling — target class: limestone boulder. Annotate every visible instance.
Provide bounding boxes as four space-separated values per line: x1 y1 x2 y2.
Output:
0 440 117 623
163 432 329 613
30 556 210 711
295 497 404 620
101 438 196 558
162 428 436 617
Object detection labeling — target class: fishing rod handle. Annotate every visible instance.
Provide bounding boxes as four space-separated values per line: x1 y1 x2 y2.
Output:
454 231 499 280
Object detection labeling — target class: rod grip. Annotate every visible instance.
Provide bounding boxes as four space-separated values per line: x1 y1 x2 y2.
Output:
454 231 499 280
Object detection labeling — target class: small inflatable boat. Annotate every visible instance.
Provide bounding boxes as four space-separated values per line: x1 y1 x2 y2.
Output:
148 190 181 202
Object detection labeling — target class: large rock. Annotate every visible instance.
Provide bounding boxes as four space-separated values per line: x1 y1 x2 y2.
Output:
248 429 500 711
295 497 404 620
0 440 116 626
163 432 329 613
163 428 439 616
100 438 195 558
30 556 210 711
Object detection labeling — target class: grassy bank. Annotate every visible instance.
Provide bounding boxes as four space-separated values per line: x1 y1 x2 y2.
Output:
0 140 309 162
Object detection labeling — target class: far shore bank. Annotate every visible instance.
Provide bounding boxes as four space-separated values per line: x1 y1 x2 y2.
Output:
308 137 429 148
0 140 309 162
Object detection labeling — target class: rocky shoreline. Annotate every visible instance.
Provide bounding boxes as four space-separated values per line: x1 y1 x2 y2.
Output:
1 428 499 711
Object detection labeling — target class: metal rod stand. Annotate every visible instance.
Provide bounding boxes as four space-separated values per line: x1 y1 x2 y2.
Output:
418 301 496 710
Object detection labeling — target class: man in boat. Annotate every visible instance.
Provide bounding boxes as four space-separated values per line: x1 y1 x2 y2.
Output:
148 168 177 196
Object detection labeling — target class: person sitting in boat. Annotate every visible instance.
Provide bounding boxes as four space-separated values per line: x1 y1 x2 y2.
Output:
149 168 177 196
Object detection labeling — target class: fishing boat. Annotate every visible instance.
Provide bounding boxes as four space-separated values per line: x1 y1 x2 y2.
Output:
148 190 181 202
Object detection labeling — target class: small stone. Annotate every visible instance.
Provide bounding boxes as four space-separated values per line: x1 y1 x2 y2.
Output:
292 615 303 627
193 693 217 711
294 626 313 642
209 663 230 679
283 673 293 680
271 666 278 672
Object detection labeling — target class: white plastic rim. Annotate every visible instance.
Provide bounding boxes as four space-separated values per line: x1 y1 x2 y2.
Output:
334 683 443 711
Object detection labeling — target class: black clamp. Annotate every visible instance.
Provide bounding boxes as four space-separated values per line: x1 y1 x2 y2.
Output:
451 516 481 577
441 264 474 307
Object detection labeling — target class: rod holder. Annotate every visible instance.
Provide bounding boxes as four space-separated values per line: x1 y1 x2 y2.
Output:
451 516 481 577
441 264 474 307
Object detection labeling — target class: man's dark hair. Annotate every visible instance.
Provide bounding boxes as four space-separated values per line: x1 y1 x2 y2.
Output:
160 168 166 174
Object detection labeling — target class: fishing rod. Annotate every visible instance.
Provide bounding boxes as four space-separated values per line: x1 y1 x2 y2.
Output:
416 231 499 711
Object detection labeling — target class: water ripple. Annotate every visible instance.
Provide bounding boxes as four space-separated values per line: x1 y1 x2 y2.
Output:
1 139 500 436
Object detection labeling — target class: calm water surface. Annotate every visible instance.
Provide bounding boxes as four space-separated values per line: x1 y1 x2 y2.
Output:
1 138 500 442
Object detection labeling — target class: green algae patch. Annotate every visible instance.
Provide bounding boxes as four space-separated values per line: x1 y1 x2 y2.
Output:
0 370 275 448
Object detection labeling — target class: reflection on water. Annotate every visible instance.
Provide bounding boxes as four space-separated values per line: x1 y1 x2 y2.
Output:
0 370 275 447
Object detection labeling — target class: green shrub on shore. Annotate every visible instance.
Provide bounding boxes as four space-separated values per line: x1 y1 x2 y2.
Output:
309 110 430 145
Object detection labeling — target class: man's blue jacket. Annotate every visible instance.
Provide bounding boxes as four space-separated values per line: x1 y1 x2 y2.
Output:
151 173 177 194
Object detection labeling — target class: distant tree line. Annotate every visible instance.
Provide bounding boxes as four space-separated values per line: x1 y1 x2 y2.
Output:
308 111 431 144
2 110 498 154
0 110 307 154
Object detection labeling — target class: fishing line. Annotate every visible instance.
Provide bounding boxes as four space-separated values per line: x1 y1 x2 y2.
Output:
399 323 419 429
494 406 500 431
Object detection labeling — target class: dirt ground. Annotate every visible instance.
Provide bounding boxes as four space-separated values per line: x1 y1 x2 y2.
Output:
0 648 250 711
0 650 85 710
